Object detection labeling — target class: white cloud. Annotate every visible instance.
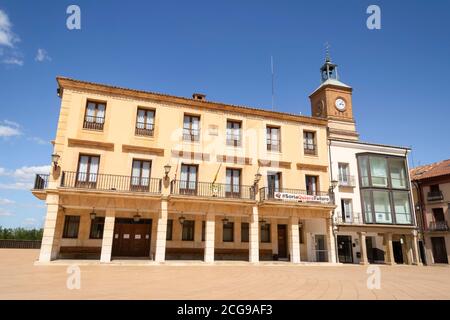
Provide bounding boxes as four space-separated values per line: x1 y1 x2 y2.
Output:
0 182 33 190
0 198 14 205
0 208 14 216
35 48 51 62
0 167 6 175
2 57 23 66
0 165 50 190
27 136 48 145
0 9 18 47
12 165 51 181
0 124 21 137
23 217 37 225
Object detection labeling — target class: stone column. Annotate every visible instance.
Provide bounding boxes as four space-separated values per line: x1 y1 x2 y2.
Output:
204 212 215 263
249 206 259 263
411 231 422 265
289 216 301 263
384 233 395 265
326 218 337 263
100 208 115 263
358 231 369 265
154 199 169 262
39 193 61 262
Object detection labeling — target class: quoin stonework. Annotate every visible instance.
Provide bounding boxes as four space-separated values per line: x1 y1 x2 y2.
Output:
32 56 420 265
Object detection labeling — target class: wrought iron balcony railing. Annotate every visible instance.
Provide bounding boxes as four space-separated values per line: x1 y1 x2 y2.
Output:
135 122 154 137
182 128 200 142
83 116 105 131
259 187 331 204
334 214 363 225
303 144 317 155
33 174 49 190
60 171 161 194
170 180 255 200
428 220 449 232
337 174 356 187
427 191 444 201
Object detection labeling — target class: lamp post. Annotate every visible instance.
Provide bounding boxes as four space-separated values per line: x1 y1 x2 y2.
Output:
133 210 141 223
90 208 96 220
178 215 186 225
164 164 171 180
51 153 60 171
329 179 339 263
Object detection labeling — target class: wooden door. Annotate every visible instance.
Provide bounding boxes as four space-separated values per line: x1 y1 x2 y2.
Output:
432 237 448 264
112 219 152 257
277 225 287 259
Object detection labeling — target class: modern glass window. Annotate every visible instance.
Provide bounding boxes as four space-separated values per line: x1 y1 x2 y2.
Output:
76 155 100 186
359 156 370 187
166 219 173 240
303 131 316 155
131 159 151 190
89 217 105 239
223 222 234 242
305 175 319 195
83 101 106 130
180 164 198 194
362 190 373 223
260 224 271 243
370 157 388 187
241 222 249 242
226 120 241 147
393 192 412 224
266 126 280 151
225 168 241 198
182 220 195 241
183 115 200 142
373 190 392 224
389 158 407 189
136 108 155 136
63 215 80 238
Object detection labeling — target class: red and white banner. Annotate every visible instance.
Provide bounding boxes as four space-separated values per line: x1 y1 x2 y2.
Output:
273 192 330 203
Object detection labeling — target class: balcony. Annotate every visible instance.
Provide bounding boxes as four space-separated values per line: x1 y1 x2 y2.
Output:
303 144 317 155
259 187 331 204
183 128 200 142
170 180 255 200
33 174 49 190
60 171 162 194
135 122 154 137
428 221 449 232
337 175 356 187
335 214 363 225
427 191 444 201
83 116 105 131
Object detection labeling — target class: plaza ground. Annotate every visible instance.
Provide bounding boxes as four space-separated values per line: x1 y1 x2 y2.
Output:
0 249 449 300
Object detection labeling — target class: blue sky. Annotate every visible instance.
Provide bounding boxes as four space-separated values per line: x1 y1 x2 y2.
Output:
0 0 449 228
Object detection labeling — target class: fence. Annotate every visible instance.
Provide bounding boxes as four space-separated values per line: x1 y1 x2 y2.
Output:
0 239 41 249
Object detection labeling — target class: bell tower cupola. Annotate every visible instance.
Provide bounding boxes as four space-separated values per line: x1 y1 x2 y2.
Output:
309 49 359 141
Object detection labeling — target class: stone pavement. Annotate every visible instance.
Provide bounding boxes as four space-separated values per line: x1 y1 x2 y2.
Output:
1 249 449 299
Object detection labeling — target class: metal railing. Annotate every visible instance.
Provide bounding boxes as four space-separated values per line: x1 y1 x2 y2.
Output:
183 128 200 142
338 175 356 187
170 180 255 200
135 122 154 136
226 134 242 147
266 140 281 152
427 191 444 201
335 214 363 225
33 174 49 190
259 187 331 204
428 220 449 232
303 144 317 155
0 239 41 249
83 116 105 130
60 171 162 194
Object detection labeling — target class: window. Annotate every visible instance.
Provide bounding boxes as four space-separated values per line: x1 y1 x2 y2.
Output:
261 224 271 243
225 168 241 198
338 163 351 185
63 215 80 238
76 155 100 187
389 159 407 189
136 108 155 136
180 164 198 195
83 101 106 130
393 192 412 224
202 221 206 241
131 159 151 190
432 208 445 222
266 126 280 151
430 184 440 193
359 156 370 187
166 219 173 240
303 131 316 155
373 190 392 224
305 175 319 195
362 190 373 223
241 222 249 242
223 222 234 242
341 199 353 222
182 220 195 241
183 115 200 142
267 172 281 197
226 120 242 147
370 157 388 187
89 217 105 239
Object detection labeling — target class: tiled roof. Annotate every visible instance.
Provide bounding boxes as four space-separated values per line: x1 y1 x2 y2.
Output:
410 159 450 181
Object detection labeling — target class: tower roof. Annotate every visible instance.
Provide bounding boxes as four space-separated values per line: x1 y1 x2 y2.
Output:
310 78 351 96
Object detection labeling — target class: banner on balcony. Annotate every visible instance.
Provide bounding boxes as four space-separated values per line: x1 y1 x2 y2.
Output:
273 192 330 203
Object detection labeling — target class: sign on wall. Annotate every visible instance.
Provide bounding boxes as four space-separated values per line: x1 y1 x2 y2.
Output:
274 192 330 204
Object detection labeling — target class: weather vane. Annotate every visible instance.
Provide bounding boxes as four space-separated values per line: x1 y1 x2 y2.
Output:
325 41 331 62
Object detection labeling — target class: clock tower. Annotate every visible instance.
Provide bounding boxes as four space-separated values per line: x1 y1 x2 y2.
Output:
309 55 359 140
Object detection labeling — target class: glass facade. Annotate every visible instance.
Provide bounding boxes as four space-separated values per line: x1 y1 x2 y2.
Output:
358 154 412 225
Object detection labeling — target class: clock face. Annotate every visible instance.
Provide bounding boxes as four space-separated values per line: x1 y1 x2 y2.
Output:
335 98 346 111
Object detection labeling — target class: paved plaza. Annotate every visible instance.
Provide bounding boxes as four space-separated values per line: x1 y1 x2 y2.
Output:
0 249 449 300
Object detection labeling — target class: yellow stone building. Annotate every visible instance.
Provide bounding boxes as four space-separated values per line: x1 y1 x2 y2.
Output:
32 75 338 264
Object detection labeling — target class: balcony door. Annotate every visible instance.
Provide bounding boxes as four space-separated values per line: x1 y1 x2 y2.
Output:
267 172 281 198
305 175 318 196
225 168 241 198
338 163 350 185
180 164 198 195
131 160 151 191
76 155 99 188
341 199 353 222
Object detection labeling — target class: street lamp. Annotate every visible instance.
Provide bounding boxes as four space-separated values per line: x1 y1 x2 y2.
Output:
178 215 186 225
51 153 60 170
133 210 141 222
90 208 96 220
164 164 172 179
254 173 262 185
